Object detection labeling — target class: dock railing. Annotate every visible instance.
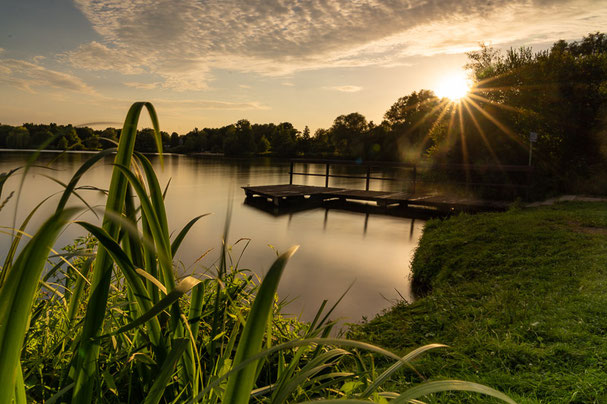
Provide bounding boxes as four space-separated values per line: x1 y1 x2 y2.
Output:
288 158 416 190
288 158 533 198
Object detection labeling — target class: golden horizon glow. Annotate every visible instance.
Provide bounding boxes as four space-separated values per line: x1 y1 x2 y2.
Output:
435 72 471 101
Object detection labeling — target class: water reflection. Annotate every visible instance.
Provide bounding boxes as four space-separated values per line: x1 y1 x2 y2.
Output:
0 151 426 324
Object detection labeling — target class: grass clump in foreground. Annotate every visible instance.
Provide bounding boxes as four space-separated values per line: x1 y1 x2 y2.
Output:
0 102 516 403
350 202 607 403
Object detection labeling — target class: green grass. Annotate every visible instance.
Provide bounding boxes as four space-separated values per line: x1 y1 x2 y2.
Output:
350 202 607 403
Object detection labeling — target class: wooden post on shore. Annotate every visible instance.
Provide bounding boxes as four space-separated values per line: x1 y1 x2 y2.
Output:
325 163 330 187
289 161 294 185
365 166 371 191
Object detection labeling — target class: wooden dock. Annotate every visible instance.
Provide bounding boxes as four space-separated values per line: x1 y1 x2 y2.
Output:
242 184 510 212
242 158 529 214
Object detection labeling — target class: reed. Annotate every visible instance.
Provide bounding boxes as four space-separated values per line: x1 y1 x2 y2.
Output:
0 103 516 403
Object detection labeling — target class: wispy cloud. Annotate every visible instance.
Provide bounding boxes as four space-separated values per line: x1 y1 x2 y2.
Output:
153 98 270 111
65 0 606 90
124 81 161 90
0 58 96 94
281 82 295 87
324 85 363 93
63 41 145 75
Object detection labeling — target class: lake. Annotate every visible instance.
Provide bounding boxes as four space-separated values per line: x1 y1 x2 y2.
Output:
0 151 424 324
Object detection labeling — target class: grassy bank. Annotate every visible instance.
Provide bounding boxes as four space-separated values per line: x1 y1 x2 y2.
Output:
350 202 607 403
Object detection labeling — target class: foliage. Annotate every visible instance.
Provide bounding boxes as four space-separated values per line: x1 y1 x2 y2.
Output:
458 33 607 191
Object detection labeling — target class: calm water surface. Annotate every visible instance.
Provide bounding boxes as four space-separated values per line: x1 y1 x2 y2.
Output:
0 151 424 323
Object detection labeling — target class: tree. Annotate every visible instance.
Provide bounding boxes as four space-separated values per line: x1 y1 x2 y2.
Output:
328 113 369 158
6 126 30 149
100 128 118 149
463 32 607 176
384 90 445 160
170 132 180 148
270 122 298 156
234 119 256 155
135 128 157 152
0 125 12 148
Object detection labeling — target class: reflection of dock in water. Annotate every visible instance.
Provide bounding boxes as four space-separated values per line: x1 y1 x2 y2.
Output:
242 193 429 240
242 184 510 214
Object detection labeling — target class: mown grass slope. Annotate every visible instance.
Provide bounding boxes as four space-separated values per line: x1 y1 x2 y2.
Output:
350 202 607 403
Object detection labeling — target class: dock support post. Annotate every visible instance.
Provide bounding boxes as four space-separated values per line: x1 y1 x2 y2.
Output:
289 161 294 185
325 163 330 187
412 165 417 194
365 166 371 191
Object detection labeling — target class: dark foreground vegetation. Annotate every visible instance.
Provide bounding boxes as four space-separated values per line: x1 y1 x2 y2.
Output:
351 202 607 403
2 32 606 195
0 103 514 403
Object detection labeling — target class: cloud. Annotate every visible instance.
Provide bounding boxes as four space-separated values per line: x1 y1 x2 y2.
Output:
64 41 145 74
68 0 607 89
324 85 363 93
152 98 270 111
0 58 96 94
124 81 160 89
281 82 295 87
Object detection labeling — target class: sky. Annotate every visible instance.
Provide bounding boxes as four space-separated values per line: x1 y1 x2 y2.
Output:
0 0 606 134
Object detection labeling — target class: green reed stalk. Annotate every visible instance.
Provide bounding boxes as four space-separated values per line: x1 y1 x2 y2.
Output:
71 102 162 403
222 246 298 404
0 208 76 404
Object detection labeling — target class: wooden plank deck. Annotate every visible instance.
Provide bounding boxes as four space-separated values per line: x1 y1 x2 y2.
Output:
242 184 509 211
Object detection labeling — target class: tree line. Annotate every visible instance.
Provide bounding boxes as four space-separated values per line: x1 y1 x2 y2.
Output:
2 33 605 193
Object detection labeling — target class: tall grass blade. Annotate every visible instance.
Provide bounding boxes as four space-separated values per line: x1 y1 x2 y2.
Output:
0 167 21 212
221 245 298 404
75 221 163 345
14 362 26 404
45 383 75 404
143 338 189 404
171 214 209 256
72 102 161 403
101 276 200 338
112 164 174 290
0 208 76 404
55 148 116 213
392 380 517 403
11 135 58 240
359 343 448 398
134 152 170 240
272 349 351 403
0 194 55 286
189 337 420 404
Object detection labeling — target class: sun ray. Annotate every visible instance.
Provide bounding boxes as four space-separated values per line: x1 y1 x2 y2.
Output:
465 97 526 148
468 93 528 114
457 104 471 182
461 98 502 168
405 99 452 156
445 103 458 154
404 98 451 135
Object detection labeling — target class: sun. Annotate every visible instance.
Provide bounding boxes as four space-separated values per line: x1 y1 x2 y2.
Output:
435 72 471 101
